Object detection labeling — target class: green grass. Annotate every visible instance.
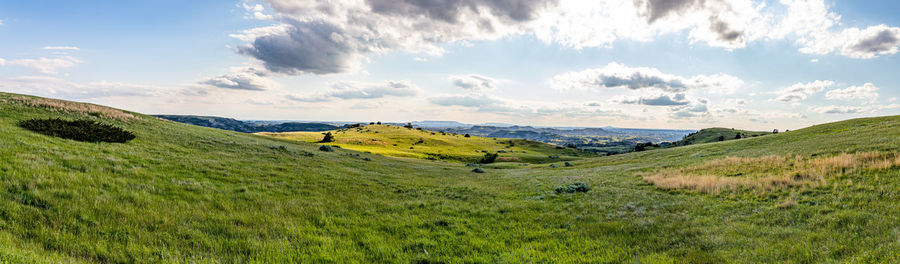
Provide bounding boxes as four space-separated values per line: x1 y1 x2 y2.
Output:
259 125 585 163
1 92 900 263
677 127 773 146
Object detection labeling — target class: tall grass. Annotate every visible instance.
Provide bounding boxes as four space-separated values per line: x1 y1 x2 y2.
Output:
12 96 137 121
643 151 900 193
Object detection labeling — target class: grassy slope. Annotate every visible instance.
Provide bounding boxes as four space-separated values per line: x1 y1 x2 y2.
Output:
677 127 772 146
259 125 584 163
1 93 899 263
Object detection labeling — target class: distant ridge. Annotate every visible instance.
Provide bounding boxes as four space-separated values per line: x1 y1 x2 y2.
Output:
155 115 339 133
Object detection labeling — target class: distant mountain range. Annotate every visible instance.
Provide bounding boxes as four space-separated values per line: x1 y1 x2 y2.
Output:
155 115 339 133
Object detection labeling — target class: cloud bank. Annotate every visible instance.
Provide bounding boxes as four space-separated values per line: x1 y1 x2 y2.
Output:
288 80 421 102
551 62 742 94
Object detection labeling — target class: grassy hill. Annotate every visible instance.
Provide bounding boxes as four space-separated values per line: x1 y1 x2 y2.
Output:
676 127 773 146
1 92 900 262
258 125 584 163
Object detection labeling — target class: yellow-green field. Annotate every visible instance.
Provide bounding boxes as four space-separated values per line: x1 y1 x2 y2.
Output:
259 125 585 163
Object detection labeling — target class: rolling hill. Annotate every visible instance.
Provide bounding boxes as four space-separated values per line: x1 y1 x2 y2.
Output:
675 127 773 146
1 92 900 262
258 125 585 163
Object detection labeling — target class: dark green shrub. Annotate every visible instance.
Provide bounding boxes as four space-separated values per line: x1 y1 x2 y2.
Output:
19 118 135 143
318 145 334 152
479 152 498 164
471 168 485 173
555 182 590 194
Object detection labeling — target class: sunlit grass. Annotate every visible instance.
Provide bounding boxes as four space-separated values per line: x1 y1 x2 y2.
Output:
259 125 585 163
643 151 900 193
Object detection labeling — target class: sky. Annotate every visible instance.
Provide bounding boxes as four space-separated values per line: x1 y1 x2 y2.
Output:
1 0 900 130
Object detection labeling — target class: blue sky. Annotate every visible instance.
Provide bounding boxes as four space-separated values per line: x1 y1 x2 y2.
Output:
2 0 900 130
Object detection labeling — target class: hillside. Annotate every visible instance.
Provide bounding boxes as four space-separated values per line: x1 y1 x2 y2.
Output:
154 115 339 133
675 127 772 146
258 125 584 163
2 93 900 262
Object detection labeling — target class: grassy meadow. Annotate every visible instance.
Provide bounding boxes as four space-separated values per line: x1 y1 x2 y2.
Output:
1 92 900 262
258 125 585 164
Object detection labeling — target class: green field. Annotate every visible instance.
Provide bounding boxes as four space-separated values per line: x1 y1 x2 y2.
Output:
2 92 900 263
259 125 585 164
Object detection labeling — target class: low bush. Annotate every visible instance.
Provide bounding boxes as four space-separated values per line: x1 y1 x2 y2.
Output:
19 118 135 143
318 145 334 152
555 182 590 194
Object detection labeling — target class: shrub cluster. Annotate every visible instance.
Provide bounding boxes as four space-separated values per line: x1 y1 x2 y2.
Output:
479 152 499 164
555 182 590 194
19 118 135 143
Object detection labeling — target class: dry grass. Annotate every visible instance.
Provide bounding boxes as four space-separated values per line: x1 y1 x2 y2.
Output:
12 96 137 121
776 196 798 209
643 152 900 193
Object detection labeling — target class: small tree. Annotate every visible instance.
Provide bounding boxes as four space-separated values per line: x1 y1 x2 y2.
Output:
321 132 335 143
403 123 414 129
376 121 381 125
369 122 375 125
773 129 779 134
464 133 471 138
735 133 742 139
717 135 725 141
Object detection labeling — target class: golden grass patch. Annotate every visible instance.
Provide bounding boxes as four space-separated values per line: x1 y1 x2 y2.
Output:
12 96 137 121
642 152 900 194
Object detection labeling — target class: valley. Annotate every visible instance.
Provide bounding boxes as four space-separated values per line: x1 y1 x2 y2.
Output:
1 93 899 262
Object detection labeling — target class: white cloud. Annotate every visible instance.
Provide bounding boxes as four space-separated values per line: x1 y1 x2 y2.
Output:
0 56 82 74
799 25 900 59
774 1 900 59
612 93 690 106
811 105 869 114
199 66 279 91
41 46 80 51
535 0 769 50
552 62 743 94
231 0 900 76
237 0 554 75
450 75 498 91
0 75 165 99
241 2 274 20
825 83 878 101
773 80 834 102
287 80 421 102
